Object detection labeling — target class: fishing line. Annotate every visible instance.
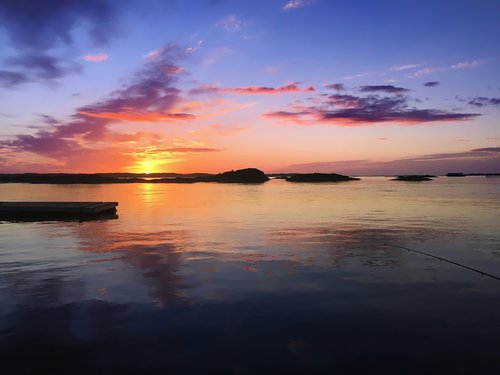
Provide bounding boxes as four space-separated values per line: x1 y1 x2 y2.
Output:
384 243 500 282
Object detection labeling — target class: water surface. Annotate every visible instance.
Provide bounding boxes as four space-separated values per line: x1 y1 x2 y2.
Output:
1 177 499 373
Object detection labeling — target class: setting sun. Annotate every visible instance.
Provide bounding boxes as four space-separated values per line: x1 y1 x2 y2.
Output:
131 159 164 174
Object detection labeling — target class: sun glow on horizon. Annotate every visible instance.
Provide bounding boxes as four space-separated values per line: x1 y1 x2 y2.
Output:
127 153 179 174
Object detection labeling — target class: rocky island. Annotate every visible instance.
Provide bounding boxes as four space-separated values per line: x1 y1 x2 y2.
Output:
208 168 269 183
285 173 360 182
158 168 269 183
0 168 270 184
392 175 434 181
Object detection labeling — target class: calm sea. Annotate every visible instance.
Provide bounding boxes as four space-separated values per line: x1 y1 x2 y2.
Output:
1 177 499 373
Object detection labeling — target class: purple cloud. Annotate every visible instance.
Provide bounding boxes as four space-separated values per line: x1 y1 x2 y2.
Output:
265 92 480 125
327 94 366 108
471 147 500 152
0 0 119 85
79 45 194 122
468 96 500 107
406 147 500 161
0 44 195 163
424 81 440 87
8 53 81 80
0 0 117 50
188 84 221 95
4 132 82 157
39 114 62 126
0 70 28 87
2 113 113 159
359 85 409 94
324 83 346 91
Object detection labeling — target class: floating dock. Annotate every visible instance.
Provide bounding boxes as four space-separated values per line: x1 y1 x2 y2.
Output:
0 202 118 221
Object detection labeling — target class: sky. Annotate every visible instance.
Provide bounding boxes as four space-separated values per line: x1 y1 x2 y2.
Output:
0 0 499 175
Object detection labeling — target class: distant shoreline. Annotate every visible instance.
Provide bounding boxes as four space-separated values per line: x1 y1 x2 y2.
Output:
0 170 498 184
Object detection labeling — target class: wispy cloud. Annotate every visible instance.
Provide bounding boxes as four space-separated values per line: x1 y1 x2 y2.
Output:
188 84 221 95
283 0 311 11
189 82 309 95
144 49 162 60
408 58 491 78
145 43 201 61
408 67 446 78
451 59 490 69
341 72 374 80
389 64 422 71
424 81 440 87
224 83 302 94
83 53 109 62
216 15 244 32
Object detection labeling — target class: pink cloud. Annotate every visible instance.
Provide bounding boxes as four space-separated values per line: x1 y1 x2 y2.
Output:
223 83 301 94
189 83 309 95
83 53 109 62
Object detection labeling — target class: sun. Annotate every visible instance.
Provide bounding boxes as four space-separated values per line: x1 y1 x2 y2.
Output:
129 159 161 174
127 149 180 174
129 156 175 174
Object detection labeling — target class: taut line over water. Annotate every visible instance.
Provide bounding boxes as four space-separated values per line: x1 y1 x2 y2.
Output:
385 243 500 282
